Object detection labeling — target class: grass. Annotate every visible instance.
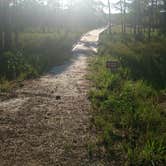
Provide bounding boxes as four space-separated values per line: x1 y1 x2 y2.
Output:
88 30 166 165
0 78 11 92
0 28 87 91
19 29 84 72
99 31 166 89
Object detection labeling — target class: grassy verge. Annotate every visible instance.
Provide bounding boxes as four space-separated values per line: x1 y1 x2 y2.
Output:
0 29 85 92
88 31 166 165
99 31 166 89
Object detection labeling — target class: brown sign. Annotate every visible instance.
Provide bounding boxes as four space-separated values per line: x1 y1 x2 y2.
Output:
106 61 119 71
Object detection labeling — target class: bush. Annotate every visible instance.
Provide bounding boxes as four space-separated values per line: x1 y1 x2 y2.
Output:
0 29 83 86
98 31 166 89
88 55 166 165
0 51 38 80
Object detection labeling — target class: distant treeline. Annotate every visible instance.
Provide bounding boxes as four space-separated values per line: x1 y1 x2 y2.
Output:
110 0 166 40
0 0 106 51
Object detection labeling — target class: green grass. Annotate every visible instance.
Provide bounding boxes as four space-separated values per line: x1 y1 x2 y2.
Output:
0 29 86 91
88 31 166 165
0 78 11 92
99 31 166 89
19 30 83 72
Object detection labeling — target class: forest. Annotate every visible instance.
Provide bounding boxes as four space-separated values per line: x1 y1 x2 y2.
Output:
88 0 166 165
0 0 166 84
0 0 166 166
0 0 105 89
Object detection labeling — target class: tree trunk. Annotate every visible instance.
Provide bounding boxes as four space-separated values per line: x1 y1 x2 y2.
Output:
120 0 124 33
14 31 19 49
14 0 19 49
148 26 151 41
155 0 158 30
108 0 112 33
148 20 151 41
0 0 4 50
148 0 154 41
4 30 12 50
152 0 155 32
134 25 137 35
3 0 12 50
123 0 126 33
0 32 3 50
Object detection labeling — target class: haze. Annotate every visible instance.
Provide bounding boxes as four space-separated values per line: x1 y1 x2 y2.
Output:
0 0 166 165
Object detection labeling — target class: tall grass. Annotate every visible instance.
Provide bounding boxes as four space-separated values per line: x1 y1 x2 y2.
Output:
0 29 84 91
99 31 166 89
88 32 166 165
20 30 81 73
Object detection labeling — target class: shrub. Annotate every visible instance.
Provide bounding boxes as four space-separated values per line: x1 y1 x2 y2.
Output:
0 29 83 85
0 51 38 80
89 54 166 165
98 31 166 89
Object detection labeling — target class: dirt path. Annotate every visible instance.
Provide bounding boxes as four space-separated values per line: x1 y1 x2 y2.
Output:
0 28 105 166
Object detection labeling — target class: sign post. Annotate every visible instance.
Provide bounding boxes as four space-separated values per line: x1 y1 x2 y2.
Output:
106 61 120 72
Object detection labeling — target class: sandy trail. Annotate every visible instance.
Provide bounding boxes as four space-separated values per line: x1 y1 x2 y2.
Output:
0 28 105 166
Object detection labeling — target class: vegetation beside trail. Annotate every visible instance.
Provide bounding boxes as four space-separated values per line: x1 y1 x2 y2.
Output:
0 30 83 92
0 0 106 92
88 30 166 165
100 30 166 89
1 0 166 165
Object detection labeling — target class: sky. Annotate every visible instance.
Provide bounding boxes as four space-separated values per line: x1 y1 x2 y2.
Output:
63 0 119 13
100 0 119 13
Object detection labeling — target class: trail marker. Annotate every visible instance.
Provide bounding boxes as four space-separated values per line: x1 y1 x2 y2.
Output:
106 61 120 72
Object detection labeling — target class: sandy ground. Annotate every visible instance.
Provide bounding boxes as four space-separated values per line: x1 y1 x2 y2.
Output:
0 28 106 166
